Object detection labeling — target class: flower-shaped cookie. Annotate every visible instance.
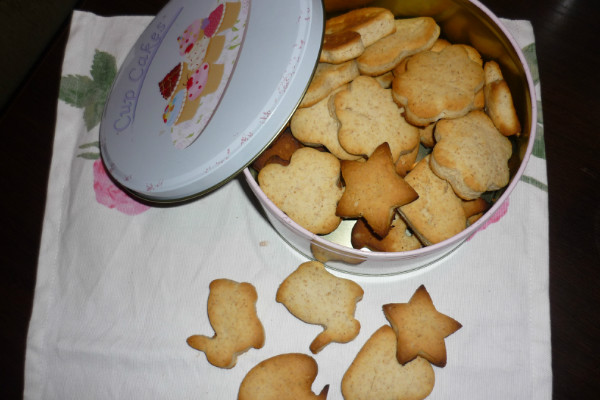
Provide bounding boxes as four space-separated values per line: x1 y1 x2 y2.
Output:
430 110 513 200
392 44 484 126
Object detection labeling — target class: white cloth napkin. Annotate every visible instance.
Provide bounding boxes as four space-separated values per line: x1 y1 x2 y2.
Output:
24 10 551 400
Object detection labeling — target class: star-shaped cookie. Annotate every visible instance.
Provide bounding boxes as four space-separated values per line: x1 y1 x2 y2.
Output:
383 285 462 367
336 142 418 238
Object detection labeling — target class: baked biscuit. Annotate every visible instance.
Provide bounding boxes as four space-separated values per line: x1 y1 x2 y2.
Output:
299 60 359 108
484 60 522 136
374 71 394 88
351 213 422 252
320 7 396 64
395 142 419 177
258 147 344 234
398 155 466 245
341 325 435 400
238 353 329 400
418 122 436 148
336 142 418 238
187 279 265 369
334 75 420 162
430 110 513 200
461 197 490 219
383 285 462 367
276 261 364 354
356 17 440 76
391 45 485 126
251 128 303 171
291 85 362 161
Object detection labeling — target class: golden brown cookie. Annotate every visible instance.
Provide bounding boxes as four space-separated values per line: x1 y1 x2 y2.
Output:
461 197 490 219
351 213 422 252
356 17 440 76
336 142 418 238
333 75 420 162
430 110 513 200
391 45 485 126
341 325 435 400
398 155 466 246
320 7 396 64
299 60 359 108
418 122 436 148
484 60 522 136
238 353 329 400
258 147 344 234
395 142 419 177
251 128 304 171
187 279 265 369
383 285 462 367
276 261 364 354
291 85 362 161
374 71 395 88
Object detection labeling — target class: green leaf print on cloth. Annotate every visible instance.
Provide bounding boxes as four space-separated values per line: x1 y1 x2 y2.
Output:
59 50 117 131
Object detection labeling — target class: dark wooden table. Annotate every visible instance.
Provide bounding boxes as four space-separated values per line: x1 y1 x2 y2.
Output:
2 0 599 398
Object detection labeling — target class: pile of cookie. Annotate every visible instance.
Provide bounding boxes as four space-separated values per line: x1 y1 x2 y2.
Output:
254 7 521 251
187 261 462 399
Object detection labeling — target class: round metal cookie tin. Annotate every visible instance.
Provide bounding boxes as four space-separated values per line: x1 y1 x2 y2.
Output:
100 0 324 202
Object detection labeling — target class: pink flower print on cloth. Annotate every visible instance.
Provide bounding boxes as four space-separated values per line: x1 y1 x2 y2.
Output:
186 63 210 101
202 4 225 37
177 19 202 56
93 159 150 215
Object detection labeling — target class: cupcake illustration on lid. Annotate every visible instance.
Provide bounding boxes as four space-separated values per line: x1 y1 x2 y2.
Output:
158 63 183 100
157 1 247 149
177 19 202 56
163 89 186 126
202 3 226 38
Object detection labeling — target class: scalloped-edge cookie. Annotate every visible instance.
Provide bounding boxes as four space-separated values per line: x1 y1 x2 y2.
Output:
391 44 485 126
430 110 513 200
276 261 364 354
356 17 440 76
333 75 420 162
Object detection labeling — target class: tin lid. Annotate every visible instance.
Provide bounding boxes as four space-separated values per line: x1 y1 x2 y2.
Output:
99 0 324 202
